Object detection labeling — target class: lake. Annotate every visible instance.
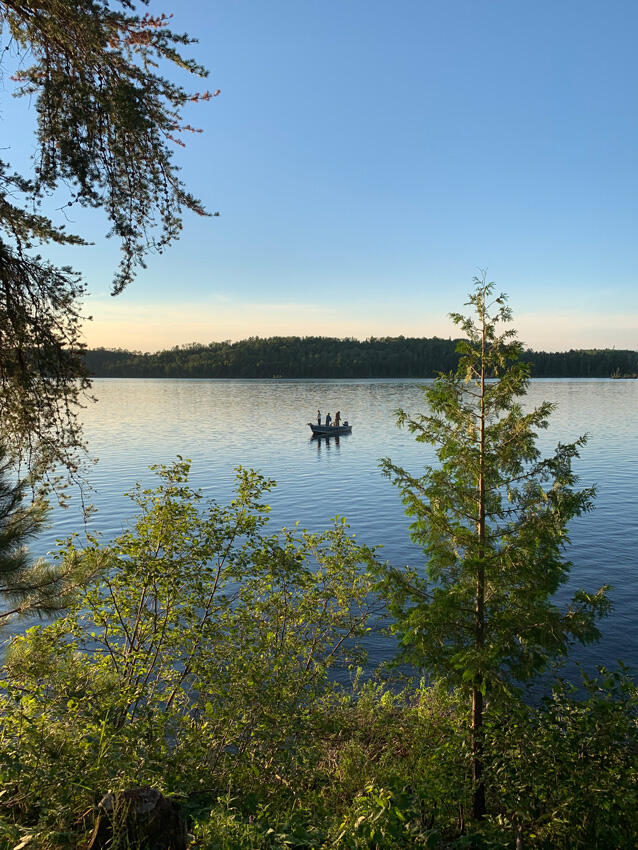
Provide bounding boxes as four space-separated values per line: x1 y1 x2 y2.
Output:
34 378 638 679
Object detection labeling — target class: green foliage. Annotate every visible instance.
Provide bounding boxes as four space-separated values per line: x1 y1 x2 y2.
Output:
0 459 379 843
379 277 610 819
187 681 474 850
1 594 637 849
485 669 638 849
380 279 609 691
0 1 212 482
0 444 90 626
187 672 638 850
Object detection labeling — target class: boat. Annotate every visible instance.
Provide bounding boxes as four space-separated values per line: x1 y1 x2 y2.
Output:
308 422 352 436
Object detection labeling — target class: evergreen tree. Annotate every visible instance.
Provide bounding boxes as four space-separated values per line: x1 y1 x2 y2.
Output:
380 278 610 820
0 445 86 624
0 1 213 484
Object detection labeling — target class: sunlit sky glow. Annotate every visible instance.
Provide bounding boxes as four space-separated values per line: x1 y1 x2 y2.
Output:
5 0 638 352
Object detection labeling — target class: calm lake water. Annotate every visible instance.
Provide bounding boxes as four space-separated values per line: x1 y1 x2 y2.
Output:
35 378 638 679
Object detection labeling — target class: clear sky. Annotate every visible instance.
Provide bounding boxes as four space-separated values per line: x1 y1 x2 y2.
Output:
6 0 638 351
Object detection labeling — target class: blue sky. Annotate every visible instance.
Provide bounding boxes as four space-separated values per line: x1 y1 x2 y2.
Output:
6 0 638 351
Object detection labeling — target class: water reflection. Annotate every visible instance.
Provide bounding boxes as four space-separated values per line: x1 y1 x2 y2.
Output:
311 433 342 451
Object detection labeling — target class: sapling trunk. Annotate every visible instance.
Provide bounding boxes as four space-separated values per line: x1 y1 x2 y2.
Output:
472 310 487 820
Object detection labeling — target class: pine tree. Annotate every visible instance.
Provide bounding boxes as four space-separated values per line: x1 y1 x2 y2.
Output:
380 277 610 820
0 1 214 484
0 445 88 624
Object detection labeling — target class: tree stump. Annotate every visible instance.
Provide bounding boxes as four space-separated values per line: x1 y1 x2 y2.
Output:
87 787 187 850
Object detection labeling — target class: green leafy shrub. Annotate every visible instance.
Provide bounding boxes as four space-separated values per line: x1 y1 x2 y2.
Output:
0 460 378 845
485 669 638 849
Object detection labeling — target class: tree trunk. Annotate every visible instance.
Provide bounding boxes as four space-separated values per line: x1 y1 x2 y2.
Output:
472 296 487 821
471 683 486 819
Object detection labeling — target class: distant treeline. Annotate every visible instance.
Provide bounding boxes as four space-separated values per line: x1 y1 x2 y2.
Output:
84 336 638 379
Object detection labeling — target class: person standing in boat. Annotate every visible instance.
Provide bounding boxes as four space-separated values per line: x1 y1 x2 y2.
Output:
325 412 332 427
334 411 341 427
317 409 322 426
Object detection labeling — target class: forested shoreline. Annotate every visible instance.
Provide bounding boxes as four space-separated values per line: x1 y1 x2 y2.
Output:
85 336 638 379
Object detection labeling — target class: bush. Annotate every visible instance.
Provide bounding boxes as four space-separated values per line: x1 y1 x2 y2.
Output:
0 461 378 846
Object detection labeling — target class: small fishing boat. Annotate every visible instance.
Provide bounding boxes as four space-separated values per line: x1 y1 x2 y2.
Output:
308 422 352 436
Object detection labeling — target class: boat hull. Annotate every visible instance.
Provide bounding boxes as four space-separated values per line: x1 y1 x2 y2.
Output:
308 423 352 436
